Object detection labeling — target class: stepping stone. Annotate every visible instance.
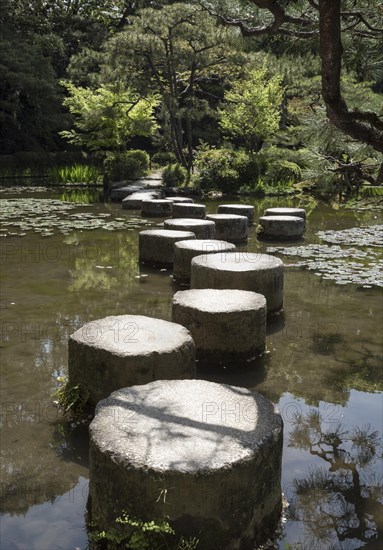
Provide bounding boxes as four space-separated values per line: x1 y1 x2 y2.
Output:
164 197 194 204
139 229 196 266
263 207 306 227
259 215 304 239
122 190 161 210
217 204 255 225
172 289 267 361
206 214 248 243
110 185 145 201
172 203 206 219
173 239 236 285
191 252 284 313
68 315 195 407
141 199 173 217
89 379 283 549
164 218 215 239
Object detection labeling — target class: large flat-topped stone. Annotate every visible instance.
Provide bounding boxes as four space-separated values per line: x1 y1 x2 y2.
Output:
173 239 236 284
139 229 196 266
68 315 195 407
164 218 215 239
172 289 267 360
206 213 248 243
141 199 173 217
89 379 283 548
191 252 284 312
259 215 304 239
217 204 255 225
122 190 161 209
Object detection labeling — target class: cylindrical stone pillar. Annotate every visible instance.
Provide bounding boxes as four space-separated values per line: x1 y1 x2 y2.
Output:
172 289 267 360
173 239 236 285
217 204 255 225
263 207 306 227
172 203 206 219
141 199 173 217
164 218 215 239
191 252 284 313
139 229 195 266
206 214 248 243
258 215 304 239
89 379 283 549
68 315 196 407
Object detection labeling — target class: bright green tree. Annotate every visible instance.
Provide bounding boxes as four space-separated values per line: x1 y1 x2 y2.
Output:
104 3 247 171
60 82 160 152
219 68 284 152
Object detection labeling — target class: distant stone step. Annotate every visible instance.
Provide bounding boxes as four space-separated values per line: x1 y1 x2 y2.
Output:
164 218 215 239
206 213 248 243
139 229 196 266
173 239 236 285
217 204 255 225
122 190 161 209
259 215 305 239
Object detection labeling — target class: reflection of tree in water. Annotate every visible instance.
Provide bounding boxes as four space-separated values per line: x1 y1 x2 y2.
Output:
287 410 383 548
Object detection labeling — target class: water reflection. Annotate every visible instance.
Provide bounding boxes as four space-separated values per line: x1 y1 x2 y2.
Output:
287 410 383 548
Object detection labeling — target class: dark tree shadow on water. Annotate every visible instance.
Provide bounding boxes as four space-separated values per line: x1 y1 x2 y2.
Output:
286 409 383 549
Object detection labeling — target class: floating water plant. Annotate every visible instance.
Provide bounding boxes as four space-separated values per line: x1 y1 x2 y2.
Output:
0 198 148 237
268 225 383 288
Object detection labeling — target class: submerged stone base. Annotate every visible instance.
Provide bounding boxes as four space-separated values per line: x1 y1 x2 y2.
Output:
68 315 195 407
172 289 267 361
139 229 195 266
191 252 284 312
88 379 283 549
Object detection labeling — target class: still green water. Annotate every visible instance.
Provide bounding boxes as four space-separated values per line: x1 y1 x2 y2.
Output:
0 187 382 550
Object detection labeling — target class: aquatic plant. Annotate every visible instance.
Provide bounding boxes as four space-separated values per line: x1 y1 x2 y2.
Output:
49 164 102 184
53 375 90 416
90 512 199 549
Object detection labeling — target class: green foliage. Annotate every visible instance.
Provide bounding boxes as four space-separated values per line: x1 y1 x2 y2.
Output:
151 151 177 167
60 82 159 152
194 147 260 193
90 512 199 550
49 164 102 184
0 23 67 153
103 3 248 169
104 150 150 182
162 164 188 187
52 375 90 415
219 68 284 152
360 185 383 198
265 160 302 185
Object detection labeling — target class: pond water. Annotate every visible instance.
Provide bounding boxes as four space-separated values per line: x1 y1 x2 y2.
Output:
1 186 382 550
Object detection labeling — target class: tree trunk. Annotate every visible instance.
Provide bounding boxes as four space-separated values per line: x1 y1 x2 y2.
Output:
376 162 383 185
319 0 383 153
